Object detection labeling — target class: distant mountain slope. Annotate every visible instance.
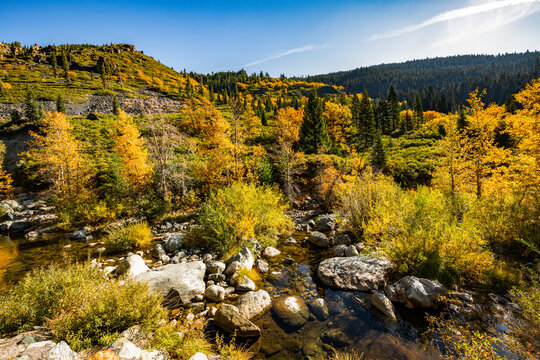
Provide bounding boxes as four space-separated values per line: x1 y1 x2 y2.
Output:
307 52 540 111
0 43 204 105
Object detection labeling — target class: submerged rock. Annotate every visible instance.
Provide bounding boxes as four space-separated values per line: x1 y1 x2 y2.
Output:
308 298 329 321
213 304 261 337
262 246 281 258
116 255 149 277
317 255 392 291
135 262 206 305
236 290 272 320
273 296 310 329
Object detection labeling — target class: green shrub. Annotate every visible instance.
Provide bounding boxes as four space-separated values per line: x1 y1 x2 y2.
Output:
335 171 492 286
186 182 292 254
0 262 166 350
104 221 153 253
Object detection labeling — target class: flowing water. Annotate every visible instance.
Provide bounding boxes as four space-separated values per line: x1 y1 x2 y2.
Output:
0 232 441 359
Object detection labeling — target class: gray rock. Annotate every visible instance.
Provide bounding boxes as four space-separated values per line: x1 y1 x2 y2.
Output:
136 262 206 305
333 244 347 257
48 341 79 360
284 237 297 244
226 247 254 270
213 304 261 337
315 214 336 232
8 221 31 233
236 290 272 320
392 276 447 309
317 255 392 291
159 254 170 265
308 231 329 247
208 273 226 282
151 244 166 259
344 244 359 257
206 261 226 274
140 349 168 360
235 275 256 291
165 233 184 252
108 337 141 359
224 261 241 276
282 257 295 265
371 291 396 320
204 285 225 302
189 353 208 360
202 253 213 263
254 259 268 273
321 329 351 348
262 246 281 258
116 255 149 277
308 298 329 321
273 296 310 328
334 234 351 245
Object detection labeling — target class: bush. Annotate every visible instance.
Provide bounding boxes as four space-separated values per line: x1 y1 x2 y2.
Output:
104 221 153 253
151 318 213 359
186 182 292 254
335 171 492 286
0 262 166 350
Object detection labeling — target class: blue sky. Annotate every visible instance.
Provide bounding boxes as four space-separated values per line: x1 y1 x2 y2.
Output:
1 0 539 76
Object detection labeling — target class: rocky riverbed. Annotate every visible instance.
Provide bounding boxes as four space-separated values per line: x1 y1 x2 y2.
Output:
0 203 526 360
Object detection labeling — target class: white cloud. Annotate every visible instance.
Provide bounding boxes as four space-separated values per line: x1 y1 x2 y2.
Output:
367 0 540 41
242 44 327 68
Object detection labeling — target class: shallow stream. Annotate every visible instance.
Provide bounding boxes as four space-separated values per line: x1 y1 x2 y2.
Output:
0 232 442 359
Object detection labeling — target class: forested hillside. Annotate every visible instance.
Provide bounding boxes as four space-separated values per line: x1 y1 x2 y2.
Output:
308 52 540 112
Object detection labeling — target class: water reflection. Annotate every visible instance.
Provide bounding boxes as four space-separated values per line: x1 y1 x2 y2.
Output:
0 236 18 289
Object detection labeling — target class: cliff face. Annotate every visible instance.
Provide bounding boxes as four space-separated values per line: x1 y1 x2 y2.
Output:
0 90 183 119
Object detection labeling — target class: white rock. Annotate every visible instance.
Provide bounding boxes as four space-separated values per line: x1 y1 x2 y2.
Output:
189 352 208 360
115 255 149 277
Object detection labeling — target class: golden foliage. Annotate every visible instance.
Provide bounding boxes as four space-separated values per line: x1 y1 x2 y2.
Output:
27 112 90 200
111 111 153 188
0 167 13 198
324 102 353 149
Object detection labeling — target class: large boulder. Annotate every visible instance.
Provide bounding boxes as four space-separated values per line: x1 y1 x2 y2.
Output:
236 290 272 320
213 304 261 337
226 247 254 269
308 231 329 247
135 262 206 305
272 296 310 329
315 215 336 232
389 276 447 309
116 255 149 277
317 255 392 291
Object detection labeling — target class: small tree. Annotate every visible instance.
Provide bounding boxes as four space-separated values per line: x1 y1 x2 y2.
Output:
299 89 331 154
56 93 66 114
52 52 58 78
24 90 41 124
370 130 387 170
61 51 70 81
112 95 120 115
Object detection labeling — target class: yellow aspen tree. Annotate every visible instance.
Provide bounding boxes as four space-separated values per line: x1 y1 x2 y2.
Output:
324 102 353 150
111 110 153 188
0 168 13 199
28 112 89 199
228 96 259 182
275 107 303 197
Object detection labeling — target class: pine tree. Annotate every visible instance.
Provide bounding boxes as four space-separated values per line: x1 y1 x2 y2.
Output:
457 107 468 129
354 90 375 149
24 90 41 124
112 95 120 115
52 52 58 78
505 94 516 114
413 93 424 127
61 51 70 81
56 93 66 113
299 89 331 154
370 130 387 170
387 86 399 134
